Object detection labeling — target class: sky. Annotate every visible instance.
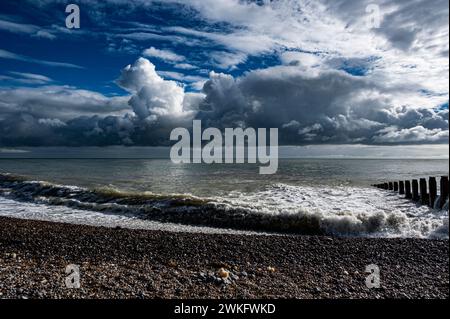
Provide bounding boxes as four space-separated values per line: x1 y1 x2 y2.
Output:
0 0 448 148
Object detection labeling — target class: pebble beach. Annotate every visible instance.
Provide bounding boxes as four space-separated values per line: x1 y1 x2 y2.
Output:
0 216 448 299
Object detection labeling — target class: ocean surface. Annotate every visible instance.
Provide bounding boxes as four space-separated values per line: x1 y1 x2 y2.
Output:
0 158 448 238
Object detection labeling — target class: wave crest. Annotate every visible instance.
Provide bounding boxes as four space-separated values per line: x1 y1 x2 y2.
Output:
1 173 448 238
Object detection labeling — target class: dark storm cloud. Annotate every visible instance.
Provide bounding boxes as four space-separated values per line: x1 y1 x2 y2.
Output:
0 59 198 146
196 66 448 145
0 58 448 146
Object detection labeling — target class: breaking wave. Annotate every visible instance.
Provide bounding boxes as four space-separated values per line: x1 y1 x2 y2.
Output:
0 173 448 238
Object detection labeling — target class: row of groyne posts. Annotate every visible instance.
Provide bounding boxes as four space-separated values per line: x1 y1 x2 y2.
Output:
372 176 449 210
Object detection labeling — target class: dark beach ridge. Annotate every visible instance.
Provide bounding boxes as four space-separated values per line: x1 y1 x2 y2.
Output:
0 216 448 299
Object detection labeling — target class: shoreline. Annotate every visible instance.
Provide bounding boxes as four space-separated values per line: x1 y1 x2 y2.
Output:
0 216 448 299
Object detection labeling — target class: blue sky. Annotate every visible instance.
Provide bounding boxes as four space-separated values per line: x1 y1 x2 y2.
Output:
0 0 282 95
0 0 448 147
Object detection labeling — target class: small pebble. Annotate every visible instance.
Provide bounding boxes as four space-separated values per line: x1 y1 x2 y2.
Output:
218 268 229 279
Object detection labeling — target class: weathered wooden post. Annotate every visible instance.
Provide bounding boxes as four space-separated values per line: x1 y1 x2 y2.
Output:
419 178 428 205
388 182 393 190
412 179 419 201
399 181 405 195
405 180 412 199
439 176 449 209
428 177 437 208
384 183 389 190
394 182 398 192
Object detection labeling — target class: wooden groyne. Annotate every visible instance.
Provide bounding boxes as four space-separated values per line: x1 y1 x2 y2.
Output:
372 176 449 209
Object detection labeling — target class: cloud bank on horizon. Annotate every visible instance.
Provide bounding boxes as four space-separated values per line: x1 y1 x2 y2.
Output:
0 0 448 146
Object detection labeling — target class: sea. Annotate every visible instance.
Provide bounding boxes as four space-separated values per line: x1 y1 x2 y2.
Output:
0 155 448 239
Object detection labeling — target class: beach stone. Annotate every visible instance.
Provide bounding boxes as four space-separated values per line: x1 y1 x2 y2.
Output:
0 216 448 299
218 268 229 279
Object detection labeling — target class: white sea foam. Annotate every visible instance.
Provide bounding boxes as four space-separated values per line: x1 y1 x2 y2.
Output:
0 173 448 238
211 184 449 238
0 196 265 236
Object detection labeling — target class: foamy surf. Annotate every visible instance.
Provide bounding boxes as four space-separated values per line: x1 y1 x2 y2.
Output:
0 173 448 238
0 194 264 236
213 184 449 238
